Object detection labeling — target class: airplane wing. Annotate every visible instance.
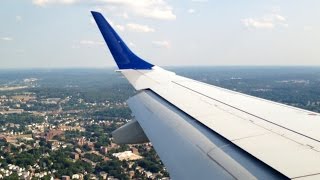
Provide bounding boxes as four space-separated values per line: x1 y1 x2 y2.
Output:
91 11 320 180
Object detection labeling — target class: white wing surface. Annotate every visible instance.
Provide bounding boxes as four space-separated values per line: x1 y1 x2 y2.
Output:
92 11 320 180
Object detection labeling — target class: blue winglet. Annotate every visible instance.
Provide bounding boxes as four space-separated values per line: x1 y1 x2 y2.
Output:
91 11 154 69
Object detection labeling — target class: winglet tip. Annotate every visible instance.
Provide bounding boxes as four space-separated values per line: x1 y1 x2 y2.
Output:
90 11 99 15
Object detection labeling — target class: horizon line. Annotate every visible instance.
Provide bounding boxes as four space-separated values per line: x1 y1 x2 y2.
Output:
1 65 320 70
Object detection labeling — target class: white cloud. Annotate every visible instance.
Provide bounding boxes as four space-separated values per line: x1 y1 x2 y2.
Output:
188 9 195 14
1 37 13 41
32 0 76 6
102 0 176 20
129 42 136 47
242 13 287 29
115 24 125 31
191 0 208 2
119 12 129 19
242 18 274 29
304 26 313 31
152 40 170 48
32 0 176 20
16 15 22 21
273 14 286 21
79 40 104 46
126 23 155 33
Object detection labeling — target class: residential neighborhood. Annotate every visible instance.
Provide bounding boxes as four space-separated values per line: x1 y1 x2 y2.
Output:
0 72 169 180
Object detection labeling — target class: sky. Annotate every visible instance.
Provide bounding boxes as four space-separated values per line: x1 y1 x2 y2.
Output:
1 0 320 68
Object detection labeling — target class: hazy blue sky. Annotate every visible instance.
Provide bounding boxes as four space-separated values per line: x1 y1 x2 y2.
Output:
1 0 320 68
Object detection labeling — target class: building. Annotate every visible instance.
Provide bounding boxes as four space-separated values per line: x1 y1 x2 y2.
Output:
75 148 82 154
112 151 143 161
82 158 96 167
72 173 84 180
76 137 86 146
130 147 139 155
71 152 79 160
99 172 108 179
0 108 24 115
100 146 108 154
11 95 36 102
108 142 119 150
62 175 70 180
45 130 63 141
129 171 135 179
58 125 85 132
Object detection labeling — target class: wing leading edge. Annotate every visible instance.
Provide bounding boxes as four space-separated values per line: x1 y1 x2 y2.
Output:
92 11 320 180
